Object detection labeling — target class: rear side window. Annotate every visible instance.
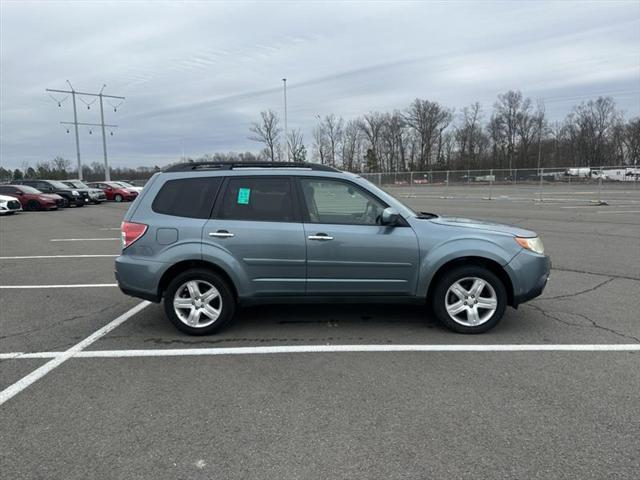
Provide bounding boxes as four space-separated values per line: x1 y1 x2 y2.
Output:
152 177 222 218
0 186 17 194
217 178 294 222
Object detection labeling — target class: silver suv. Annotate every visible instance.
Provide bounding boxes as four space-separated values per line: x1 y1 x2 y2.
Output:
116 162 550 335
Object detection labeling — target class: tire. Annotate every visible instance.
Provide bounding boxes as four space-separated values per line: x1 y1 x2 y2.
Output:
26 200 40 211
163 268 236 335
114 194 123 202
431 265 507 334
61 198 70 208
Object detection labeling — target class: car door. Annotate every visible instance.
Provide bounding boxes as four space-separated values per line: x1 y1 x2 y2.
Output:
202 176 306 296
299 177 419 296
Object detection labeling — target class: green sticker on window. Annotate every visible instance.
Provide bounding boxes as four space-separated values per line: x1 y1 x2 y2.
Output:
237 187 251 204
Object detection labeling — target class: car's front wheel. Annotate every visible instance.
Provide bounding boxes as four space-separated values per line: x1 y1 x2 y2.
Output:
163 268 235 335
432 265 507 334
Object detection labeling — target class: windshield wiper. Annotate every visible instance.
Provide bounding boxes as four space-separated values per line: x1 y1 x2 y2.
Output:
416 212 438 219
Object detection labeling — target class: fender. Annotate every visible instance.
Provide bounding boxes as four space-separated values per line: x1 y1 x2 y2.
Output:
416 237 518 297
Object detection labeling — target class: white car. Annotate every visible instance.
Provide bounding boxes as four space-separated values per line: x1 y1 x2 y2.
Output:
113 181 144 193
0 194 23 215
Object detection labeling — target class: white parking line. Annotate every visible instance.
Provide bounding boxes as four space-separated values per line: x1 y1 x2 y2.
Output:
1 343 638 360
597 210 640 214
0 301 150 406
0 284 118 289
0 255 118 260
50 238 119 242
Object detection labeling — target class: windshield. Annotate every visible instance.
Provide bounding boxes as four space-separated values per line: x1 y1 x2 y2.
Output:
116 181 133 187
354 175 417 217
49 181 71 189
64 181 88 189
19 186 42 194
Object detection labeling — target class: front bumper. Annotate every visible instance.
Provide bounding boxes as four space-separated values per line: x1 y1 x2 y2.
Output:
0 200 23 214
507 250 551 307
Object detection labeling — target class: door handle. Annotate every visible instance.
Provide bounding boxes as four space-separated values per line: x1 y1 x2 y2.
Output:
209 230 234 238
308 234 334 241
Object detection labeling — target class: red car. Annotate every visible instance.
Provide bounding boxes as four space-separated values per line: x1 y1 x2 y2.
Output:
87 182 139 202
0 184 64 210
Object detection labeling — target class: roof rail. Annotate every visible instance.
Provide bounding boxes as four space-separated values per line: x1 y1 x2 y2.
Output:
163 161 340 173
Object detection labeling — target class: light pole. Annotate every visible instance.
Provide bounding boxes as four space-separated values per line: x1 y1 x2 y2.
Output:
282 78 288 161
66 80 82 180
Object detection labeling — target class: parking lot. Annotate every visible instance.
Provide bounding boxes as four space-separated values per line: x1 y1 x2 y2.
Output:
1 184 639 479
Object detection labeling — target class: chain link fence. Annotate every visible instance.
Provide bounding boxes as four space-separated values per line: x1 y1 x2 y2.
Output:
359 166 639 202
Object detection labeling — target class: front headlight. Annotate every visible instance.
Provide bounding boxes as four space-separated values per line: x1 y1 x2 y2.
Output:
71 190 79 196
515 236 544 255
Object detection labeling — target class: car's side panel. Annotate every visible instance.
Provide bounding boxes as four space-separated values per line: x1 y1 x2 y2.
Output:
416 237 519 298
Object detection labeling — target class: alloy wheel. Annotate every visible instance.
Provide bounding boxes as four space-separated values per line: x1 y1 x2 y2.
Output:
173 280 222 328
445 276 498 327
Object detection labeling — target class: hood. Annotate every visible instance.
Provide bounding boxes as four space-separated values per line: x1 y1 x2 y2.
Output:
428 216 537 238
0 194 19 202
42 193 63 200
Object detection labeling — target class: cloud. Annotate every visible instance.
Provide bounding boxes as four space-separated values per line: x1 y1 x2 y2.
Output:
1 0 638 169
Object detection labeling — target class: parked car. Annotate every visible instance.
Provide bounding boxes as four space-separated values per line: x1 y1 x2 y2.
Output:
0 184 64 210
0 194 23 215
62 180 106 204
87 181 138 202
13 180 86 207
112 181 144 193
116 161 550 336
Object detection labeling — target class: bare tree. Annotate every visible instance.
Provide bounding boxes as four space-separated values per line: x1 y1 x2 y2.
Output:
341 119 361 172
287 129 307 162
319 114 344 167
455 102 486 170
312 122 329 164
404 99 452 170
249 110 282 161
359 112 386 171
565 97 621 166
622 118 640 165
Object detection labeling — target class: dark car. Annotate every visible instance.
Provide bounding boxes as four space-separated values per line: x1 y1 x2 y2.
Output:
0 184 64 210
87 181 138 202
62 180 106 204
14 180 86 207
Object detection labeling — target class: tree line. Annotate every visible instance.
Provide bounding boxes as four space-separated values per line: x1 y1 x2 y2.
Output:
0 158 163 184
248 91 639 172
2 90 638 183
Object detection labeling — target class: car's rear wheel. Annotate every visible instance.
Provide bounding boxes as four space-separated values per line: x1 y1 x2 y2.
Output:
432 265 507 333
164 268 235 335
114 194 123 202
26 200 40 211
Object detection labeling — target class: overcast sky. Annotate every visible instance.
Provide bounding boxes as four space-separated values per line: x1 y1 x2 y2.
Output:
1 0 639 170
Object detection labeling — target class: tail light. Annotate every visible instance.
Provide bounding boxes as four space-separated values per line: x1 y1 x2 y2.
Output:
121 221 147 249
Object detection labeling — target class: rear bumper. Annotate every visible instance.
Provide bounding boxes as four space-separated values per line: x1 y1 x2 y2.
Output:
507 251 551 307
115 255 163 303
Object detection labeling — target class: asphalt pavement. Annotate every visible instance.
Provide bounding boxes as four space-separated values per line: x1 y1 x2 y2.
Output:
1 184 638 479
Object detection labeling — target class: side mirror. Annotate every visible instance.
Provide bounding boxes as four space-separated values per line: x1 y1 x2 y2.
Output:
381 207 401 226
17 191 24 196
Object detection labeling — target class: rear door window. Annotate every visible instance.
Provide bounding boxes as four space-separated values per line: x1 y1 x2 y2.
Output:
217 177 294 222
152 177 222 218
